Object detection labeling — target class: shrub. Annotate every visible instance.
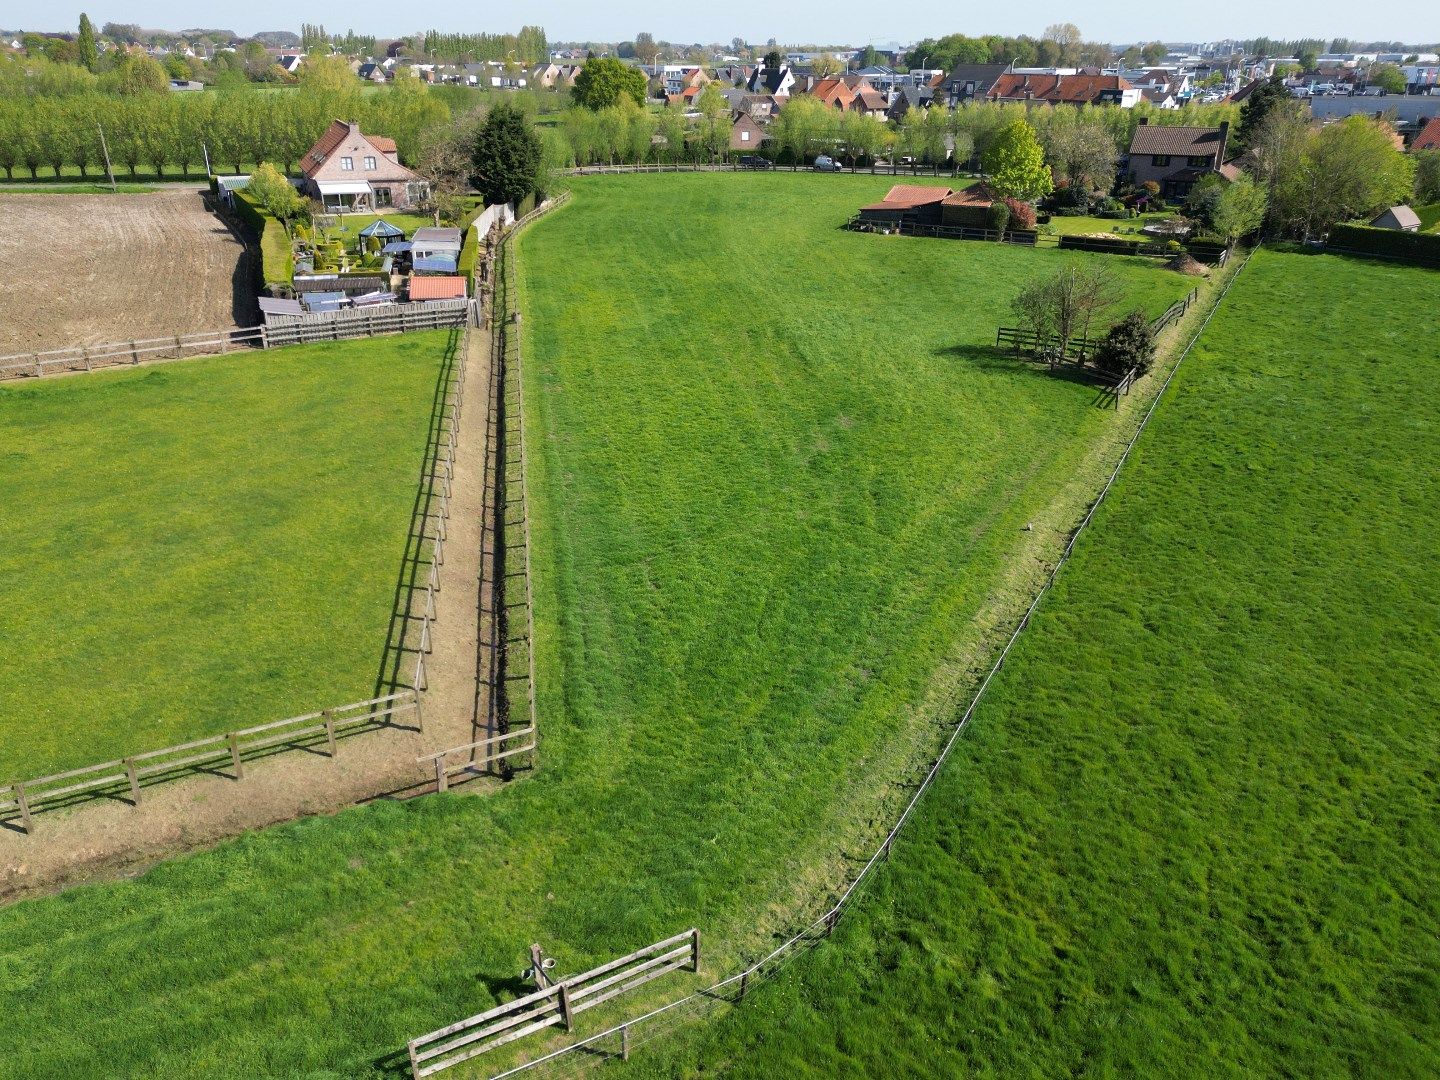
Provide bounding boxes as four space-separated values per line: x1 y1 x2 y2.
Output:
233 190 293 287
1094 309 1157 377
987 201 1011 236
1004 197 1037 230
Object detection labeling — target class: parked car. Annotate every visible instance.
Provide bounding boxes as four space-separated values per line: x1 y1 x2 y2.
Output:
739 155 773 170
813 155 843 172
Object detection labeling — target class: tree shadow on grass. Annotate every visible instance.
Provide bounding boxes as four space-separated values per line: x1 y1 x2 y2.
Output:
938 343 1119 408
371 329 463 701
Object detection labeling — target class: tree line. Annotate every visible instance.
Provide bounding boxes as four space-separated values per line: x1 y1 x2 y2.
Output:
0 77 449 179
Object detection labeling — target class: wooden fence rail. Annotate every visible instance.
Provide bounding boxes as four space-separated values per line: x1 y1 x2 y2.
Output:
407 929 700 1078
0 301 474 383
0 690 419 833
417 727 538 793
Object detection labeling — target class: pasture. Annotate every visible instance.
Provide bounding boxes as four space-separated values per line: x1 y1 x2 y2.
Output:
0 332 452 780
0 174 1198 1077
0 190 253 354
640 248 1440 1078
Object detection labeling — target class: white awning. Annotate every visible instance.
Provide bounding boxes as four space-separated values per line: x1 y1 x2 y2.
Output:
316 180 373 195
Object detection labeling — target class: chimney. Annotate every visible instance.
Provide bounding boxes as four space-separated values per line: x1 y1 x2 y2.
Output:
1217 120 1230 162
1137 116 1149 126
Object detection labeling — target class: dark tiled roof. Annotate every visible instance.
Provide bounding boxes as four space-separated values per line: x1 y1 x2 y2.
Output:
1129 125 1224 157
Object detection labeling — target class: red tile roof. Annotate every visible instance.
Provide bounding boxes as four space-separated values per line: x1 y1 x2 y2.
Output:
941 182 996 208
409 276 467 301
370 135 398 153
988 73 1132 105
859 184 954 210
1414 116 1440 151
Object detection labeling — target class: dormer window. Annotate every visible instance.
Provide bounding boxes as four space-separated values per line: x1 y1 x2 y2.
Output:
341 156 354 170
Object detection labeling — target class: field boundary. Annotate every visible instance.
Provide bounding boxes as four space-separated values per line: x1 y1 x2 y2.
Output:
2 324 472 835
0 301 476 383
473 247 1259 1079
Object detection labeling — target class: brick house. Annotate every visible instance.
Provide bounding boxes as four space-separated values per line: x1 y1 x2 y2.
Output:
1126 119 1231 198
987 73 1140 107
809 77 856 110
301 120 431 211
729 111 768 151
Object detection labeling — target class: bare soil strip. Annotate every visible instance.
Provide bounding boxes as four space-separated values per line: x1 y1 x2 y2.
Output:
0 326 497 902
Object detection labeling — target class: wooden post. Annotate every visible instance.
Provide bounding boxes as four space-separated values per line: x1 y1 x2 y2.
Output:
435 756 448 793
82 347 91 372
558 984 575 1033
130 342 140 365
324 710 337 758
620 1025 630 1062
407 1042 421 1080
881 835 892 860
173 334 183 359
738 970 749 1001
228 732 244 779
15 783 33 833
125 758 141 805
690 929 701 972
32 355 41 378
259 325 269 350
825 910 838 936
413 692 424 733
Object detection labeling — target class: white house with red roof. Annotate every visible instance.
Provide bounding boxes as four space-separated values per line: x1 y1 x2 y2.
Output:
301 120 431 211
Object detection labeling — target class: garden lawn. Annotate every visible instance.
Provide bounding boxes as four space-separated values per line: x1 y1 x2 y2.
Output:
0 331 452 778
0 174 1190 1079
636 247 1440 1079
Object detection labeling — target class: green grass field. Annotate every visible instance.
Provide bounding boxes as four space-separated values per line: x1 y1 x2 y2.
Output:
636 247 1440 1078
0 332 452 779
0 183 158 195
0 174 1196 1079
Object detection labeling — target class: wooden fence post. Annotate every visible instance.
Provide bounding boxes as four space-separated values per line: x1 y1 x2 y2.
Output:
435 756 448 793
413 692 424 733
130 342 140 364
690 929 701 971
16 783 33 833
228 732 244 779
558 984 575 1032
738 970 749 1000
125 758 141 804
324 710 337 758
620 1024 630 1061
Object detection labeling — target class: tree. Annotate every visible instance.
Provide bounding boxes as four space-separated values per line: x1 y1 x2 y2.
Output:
1368 63 1407 95
1011 263 1121 356
77 14 98 72
634 32 660 69
982 119 1052 201
1184 173 1228 228
1272 116 1416 239
1042 24 1082 66
1141 42 1167 65
695 82 730 161
1234 76 1297 153
1093 310 1156 377
1039 111 1117 192
298 54 355 96
1297 50 1318 73
106 54 168 96
248 162 306 231
571 56 647 110
1415 150 1440 204
763 49 783 73
470 102 542 205
1210 175 1268 245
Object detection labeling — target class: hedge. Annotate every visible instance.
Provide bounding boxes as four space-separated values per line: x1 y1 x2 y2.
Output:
1328 223 1440 267
456 202 491 295
232 190 294 288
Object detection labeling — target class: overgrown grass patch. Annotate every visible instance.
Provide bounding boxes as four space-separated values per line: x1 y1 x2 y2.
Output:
638 247 1440 1078
0 332 451 778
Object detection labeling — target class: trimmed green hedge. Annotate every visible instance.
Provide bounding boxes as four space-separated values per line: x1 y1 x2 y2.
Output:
232 190 294 288
1327 224 1440 267
457 203 489 295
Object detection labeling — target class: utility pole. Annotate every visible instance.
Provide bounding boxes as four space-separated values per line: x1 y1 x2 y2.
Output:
97 123 116 193
202 140 212 178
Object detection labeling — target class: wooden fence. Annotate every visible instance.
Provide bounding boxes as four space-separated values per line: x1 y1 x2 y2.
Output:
407 930 700 1078
0 302 474 383
0 691 418 833
416 727 537 794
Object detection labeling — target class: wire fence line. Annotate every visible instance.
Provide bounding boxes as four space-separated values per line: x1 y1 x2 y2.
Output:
476 246 1259 1080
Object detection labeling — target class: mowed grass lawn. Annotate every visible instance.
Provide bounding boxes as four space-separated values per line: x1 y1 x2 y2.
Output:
639 248 1440 1078
0 175 1191 1079
0 332 451 778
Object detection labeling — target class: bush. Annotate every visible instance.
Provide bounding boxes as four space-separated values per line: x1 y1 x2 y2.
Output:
987 201 1011 236
1004 197 1037 231
1059 235 1141 254
1326 224 1440 267
1094 309 1157 377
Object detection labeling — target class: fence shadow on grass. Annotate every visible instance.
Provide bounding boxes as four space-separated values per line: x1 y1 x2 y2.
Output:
940 343 1124 409
371 328 464 702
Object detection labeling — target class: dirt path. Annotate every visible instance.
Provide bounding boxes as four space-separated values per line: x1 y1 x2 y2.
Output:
0 324 497 902
0 189 253 355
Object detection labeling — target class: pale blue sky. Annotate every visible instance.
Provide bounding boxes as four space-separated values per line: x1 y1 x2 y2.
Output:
20 1 1437 47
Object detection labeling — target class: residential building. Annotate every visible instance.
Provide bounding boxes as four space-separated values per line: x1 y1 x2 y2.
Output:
988 73 1141 107
730 111 768 151
1126 119 1230 197
301 119 430 211
942 64 1008 105
809 78 856 110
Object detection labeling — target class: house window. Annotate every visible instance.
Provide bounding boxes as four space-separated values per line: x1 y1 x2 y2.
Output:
364 156 377 170
1151 154 1171 166
1188 155 1210 167
741 130 750 142
341 156 354 171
